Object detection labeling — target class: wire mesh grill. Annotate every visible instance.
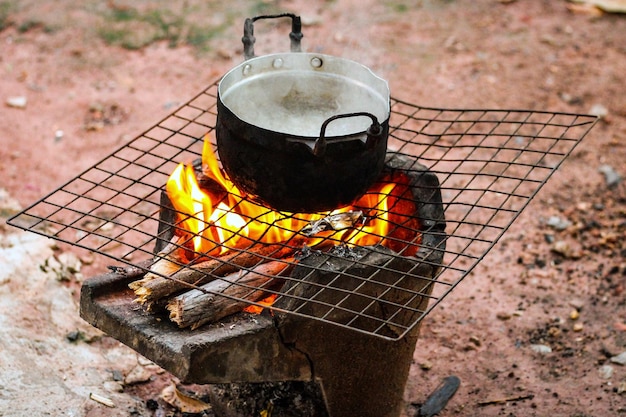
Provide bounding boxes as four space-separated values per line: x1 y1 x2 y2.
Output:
7 80 597 340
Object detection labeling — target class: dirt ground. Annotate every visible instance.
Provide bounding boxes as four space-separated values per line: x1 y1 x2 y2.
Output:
1 0 625 416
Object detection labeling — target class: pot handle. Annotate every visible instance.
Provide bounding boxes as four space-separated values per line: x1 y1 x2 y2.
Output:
242 13 303 60
314 112 383 157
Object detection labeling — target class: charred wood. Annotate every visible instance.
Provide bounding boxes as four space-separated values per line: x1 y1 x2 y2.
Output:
167 260 291 329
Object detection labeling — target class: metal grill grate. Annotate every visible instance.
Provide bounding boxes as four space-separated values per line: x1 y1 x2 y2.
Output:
7 80 597 340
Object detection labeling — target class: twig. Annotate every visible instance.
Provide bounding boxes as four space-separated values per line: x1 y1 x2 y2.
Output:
477 394 534 407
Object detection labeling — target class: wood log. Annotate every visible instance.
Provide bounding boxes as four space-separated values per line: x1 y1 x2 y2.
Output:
129 235 191 294
167 260 291 329
134 241 302 306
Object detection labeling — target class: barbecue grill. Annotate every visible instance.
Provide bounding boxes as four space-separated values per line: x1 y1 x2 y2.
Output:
7 80 597 417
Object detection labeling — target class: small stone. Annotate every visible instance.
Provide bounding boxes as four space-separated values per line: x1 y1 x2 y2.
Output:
66 330 84 342
469 336 482 347
572 322 584 332
569 309 580 320
589 103 609 119
124 365 153 385
6 96 27 108
551 240 570 256
111 369 124 381
496 312 512 320
531 344 552 354
610 351 626 366
216 48 233 60
598 364 614 379
54 130 64 142
103 380 124 393
546 216 571 231
598 164 622 188
420 361 433 371
551 240 583 259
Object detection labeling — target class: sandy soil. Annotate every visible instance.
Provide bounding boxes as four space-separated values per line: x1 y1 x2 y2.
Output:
1 1 625 416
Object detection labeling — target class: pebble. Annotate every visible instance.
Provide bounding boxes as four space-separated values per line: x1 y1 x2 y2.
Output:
124 364 153 385
610 351 626 366
66 330 84 342
496 312 512 321
598 164 622 188
558 92 583 105
589 103 609 119
598 364 614 379
103 380 124 393
6 96 27 108
551 240 583 259
569 309 580 320
572 322 584 332
546 216 571 231
531 344 552 354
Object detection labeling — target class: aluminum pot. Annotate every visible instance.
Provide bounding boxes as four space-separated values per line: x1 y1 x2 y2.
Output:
216 13 390 213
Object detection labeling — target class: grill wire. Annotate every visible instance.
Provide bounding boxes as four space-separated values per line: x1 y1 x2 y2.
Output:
7 81 597 341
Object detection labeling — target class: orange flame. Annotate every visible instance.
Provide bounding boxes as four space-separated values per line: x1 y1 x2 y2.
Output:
166 135 421 258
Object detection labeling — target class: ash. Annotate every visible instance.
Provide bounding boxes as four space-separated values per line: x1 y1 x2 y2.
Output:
208 381 329 417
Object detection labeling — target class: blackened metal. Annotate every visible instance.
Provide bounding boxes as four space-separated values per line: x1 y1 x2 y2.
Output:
220 15 391 211
314 111 382 157
216 99 389 212
243 14 303 60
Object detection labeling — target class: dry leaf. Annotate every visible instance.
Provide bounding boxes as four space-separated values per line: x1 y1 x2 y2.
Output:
567 3 605 15
161 383 211 413
570 0 626 13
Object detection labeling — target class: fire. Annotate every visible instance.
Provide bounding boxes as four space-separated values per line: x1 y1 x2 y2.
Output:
166 135 421 259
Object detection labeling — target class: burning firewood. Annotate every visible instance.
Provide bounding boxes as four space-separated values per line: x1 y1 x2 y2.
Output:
167 260 291 329
128 235 191 295
132 241 301 307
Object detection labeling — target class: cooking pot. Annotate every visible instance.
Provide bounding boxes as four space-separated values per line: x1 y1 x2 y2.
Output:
216 13 390 213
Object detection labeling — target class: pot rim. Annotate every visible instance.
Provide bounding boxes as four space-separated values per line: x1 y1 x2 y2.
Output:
218 52 390 138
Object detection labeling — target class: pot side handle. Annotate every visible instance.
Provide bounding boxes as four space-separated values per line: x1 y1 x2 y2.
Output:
314 112 383 157
242 13 303 60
